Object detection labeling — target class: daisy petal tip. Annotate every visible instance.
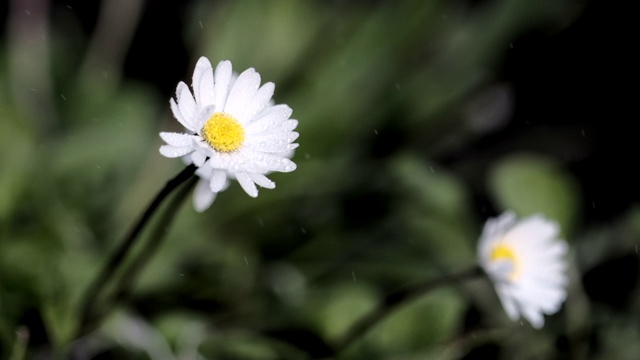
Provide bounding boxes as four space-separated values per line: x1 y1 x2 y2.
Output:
196 56 212 68
159 145 193 158
176 81 189 94
217 60 232 72
283 160 297 172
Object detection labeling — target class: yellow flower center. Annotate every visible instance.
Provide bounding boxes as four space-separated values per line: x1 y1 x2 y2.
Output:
202 112 245 152
490 244 520 280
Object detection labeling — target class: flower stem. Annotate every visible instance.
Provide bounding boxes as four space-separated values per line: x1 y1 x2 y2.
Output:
332 266 484 354
93 175 197 329
75 164 197 338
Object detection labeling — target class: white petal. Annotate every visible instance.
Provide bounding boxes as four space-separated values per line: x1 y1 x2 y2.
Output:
190 151 207 167
235 172 258 197
230 149 292 173
520 302 545 329
209 170 228 192
515 277 566 312
193 105 216 131
482 211 518 246
244 105 293 134
249 173 275 189
540 241 568 260
244 82 275 122
159 132 196 147
246 119 299 137
255 142 299 154
213 61 232 112
177 82 197 122
170 98 195 131
225 68 261 122
495 283 519 321
259 153 296 173
192 57 214 106
246 134 299 153
204 153 226 170
181 154 193 165
159 145 194 158
193 179 216 212
195 163 213 178
507 216 559 248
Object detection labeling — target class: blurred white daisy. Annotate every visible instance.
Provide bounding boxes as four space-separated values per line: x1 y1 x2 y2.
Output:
477 211 568 328
159 57 299 211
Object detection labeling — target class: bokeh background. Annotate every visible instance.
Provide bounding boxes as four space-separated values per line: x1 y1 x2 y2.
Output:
0 0 638 359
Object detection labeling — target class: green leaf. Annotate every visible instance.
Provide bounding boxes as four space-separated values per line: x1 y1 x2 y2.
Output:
488 153 580 237
307 282 380 340
393 155 475 267
366 288 465 354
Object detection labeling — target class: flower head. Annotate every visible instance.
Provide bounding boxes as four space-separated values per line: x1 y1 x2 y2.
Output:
478 211 568 328
159 57 299 211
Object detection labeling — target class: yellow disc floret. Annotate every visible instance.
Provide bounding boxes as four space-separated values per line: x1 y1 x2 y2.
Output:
490 244 520 280
202 112 245 152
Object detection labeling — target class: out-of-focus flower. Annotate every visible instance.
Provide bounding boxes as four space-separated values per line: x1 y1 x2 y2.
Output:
478 211 568 328
159 57 299 211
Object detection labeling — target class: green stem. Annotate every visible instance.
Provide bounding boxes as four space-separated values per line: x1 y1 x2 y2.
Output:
333 266 484 354
95 175 198 328
75 164 197 338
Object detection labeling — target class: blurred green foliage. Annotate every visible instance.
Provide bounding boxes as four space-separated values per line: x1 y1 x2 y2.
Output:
0 0 638 359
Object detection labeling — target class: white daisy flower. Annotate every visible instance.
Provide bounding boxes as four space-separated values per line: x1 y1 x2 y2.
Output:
477 211 568 328
159 57 299 212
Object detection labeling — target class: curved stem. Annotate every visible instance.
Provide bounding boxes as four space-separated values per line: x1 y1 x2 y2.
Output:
97 176 198 328
75 164 197 338
333 266 484 354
